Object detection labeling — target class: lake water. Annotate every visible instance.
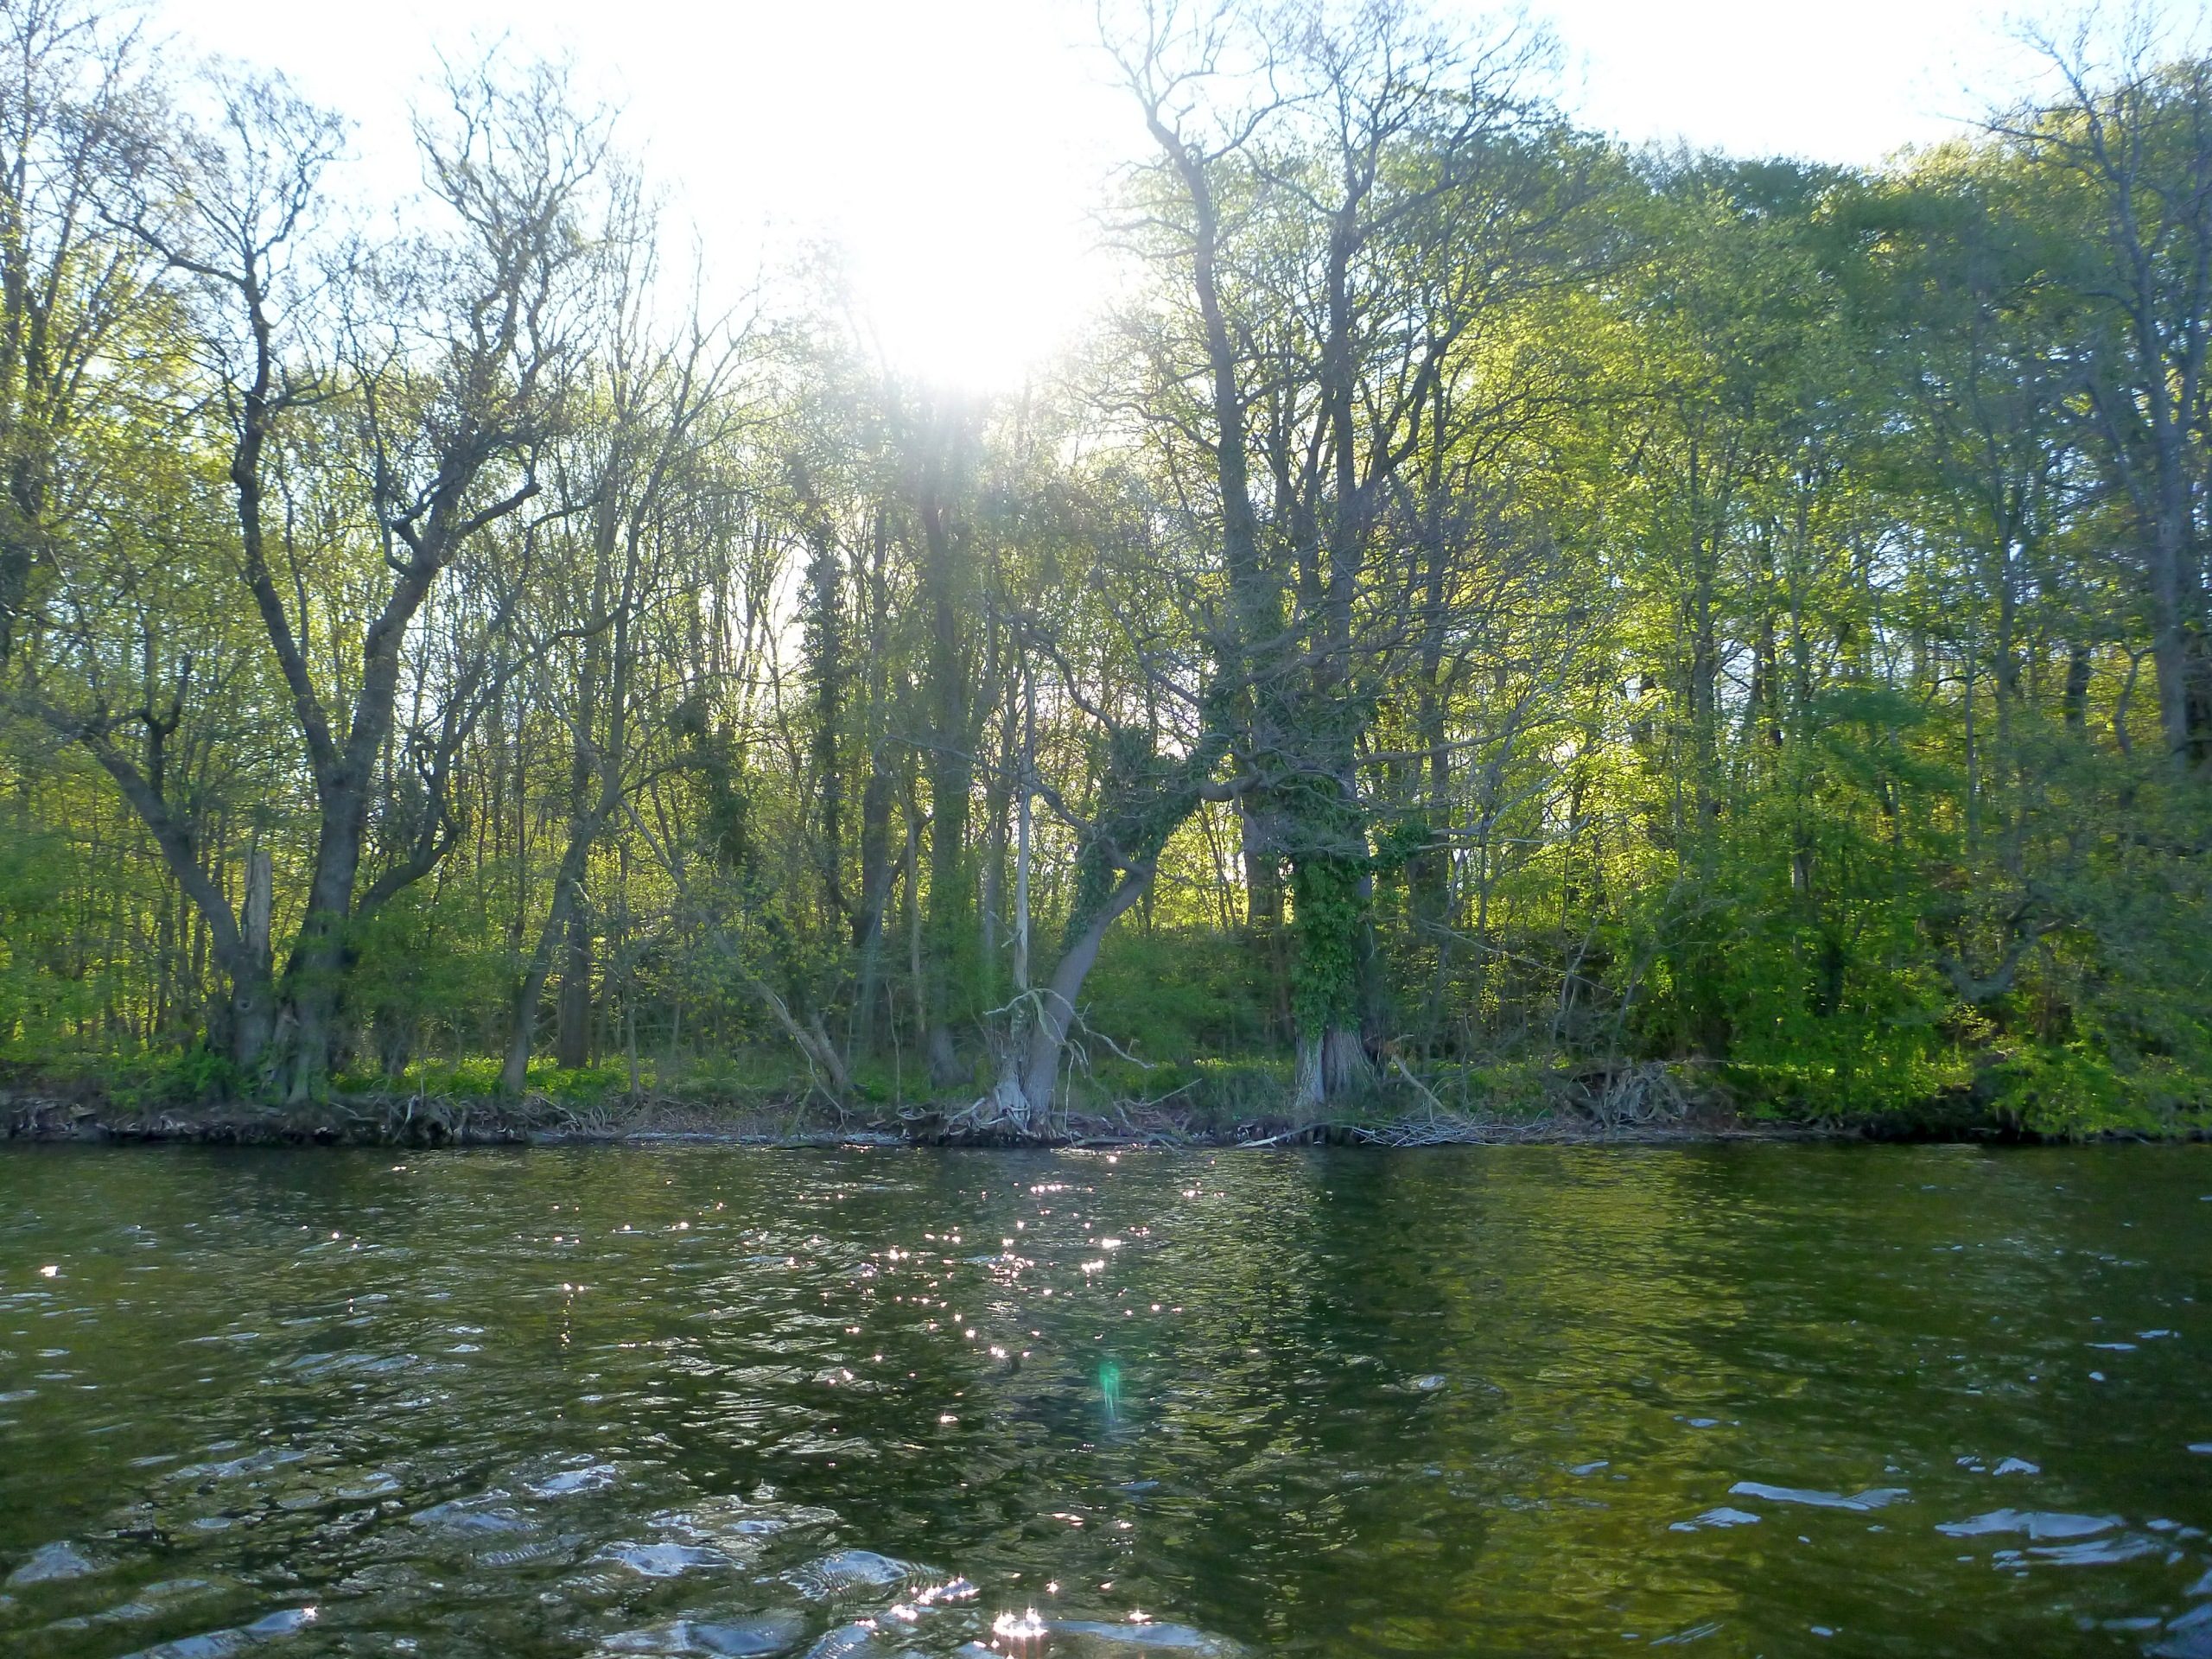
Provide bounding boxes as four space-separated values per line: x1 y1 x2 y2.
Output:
1 1144 2209 1657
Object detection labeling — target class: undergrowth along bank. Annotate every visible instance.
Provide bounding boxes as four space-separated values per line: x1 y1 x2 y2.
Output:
6 1046 2202 1148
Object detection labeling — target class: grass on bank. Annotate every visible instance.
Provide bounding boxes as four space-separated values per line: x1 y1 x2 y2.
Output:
7 1029 2205 1143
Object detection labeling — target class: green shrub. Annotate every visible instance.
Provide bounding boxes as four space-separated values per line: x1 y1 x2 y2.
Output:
109 1046 248 1111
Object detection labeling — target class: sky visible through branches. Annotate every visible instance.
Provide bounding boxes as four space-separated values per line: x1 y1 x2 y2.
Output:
158 0 2062 388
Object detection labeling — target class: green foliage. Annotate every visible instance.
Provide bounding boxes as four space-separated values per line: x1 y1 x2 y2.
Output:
1083 927 1274 1061
1980 1046 2143 1137
1627 694 1961 1117
349 874 522 1076
108 1046 249 1112
1090 1056 1293 1128
3 7 2209 1141
0 823 98 1065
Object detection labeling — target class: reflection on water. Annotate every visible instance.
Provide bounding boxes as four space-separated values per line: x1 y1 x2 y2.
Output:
0 1144 2208 1656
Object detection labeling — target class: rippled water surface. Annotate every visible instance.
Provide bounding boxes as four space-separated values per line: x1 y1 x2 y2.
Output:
3 1144 2210 1657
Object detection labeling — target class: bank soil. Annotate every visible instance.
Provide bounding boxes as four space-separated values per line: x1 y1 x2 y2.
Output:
1 1081 1831 1150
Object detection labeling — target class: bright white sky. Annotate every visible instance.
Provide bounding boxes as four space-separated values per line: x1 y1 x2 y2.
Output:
155 0 2056 389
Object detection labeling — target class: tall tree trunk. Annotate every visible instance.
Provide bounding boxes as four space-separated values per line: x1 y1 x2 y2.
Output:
554 603 609 1073
236 845 275 1066
503 853 586 1096
918 427 973 1086
1285 204 1381 1103
793 456 848 924
852 758 896 1052
2063 643 2094 734
554 902 594 1069
2145 491 2210 768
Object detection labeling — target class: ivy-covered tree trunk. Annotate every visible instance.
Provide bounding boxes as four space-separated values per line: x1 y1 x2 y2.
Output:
1287 783 1374 1109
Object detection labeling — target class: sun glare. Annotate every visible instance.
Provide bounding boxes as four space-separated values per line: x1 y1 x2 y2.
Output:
160 0 1117 390
156 0 2037 393
849 219 1095 392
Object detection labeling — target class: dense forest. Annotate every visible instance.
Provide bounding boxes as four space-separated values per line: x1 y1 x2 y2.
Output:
0 0 2206 1138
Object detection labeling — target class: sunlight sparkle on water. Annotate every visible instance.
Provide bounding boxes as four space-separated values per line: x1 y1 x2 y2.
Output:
3 1147 2205 1654
993 1607 1048 1641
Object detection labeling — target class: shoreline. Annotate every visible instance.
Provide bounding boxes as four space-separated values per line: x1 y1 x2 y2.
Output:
4 1090 2201 1151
